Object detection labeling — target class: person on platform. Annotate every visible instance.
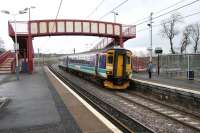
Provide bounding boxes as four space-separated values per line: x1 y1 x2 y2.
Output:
147 61 153 79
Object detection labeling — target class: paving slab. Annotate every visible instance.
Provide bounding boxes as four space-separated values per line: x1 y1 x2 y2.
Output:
45 66 114 133
0 67 81 133
0 70 60 130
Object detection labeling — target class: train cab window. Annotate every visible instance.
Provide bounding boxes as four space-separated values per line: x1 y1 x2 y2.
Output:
126 56 130 64
99 55 106 68
108 55 113 64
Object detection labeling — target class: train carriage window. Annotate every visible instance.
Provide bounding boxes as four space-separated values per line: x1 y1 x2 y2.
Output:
108 55 113 64
99 56 101 65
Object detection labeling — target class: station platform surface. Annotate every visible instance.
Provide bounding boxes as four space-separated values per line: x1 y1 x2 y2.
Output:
45 66 115 133
0 67 81 133
132 72 200 92
0 67 114 133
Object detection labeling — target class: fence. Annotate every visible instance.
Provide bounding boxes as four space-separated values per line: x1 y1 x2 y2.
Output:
132 54 200 79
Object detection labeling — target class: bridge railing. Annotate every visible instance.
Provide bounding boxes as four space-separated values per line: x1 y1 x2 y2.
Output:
122 25 136 37
92 25 136 50
8 20 136 51
9 20 123 37
8 21 28 36
0 50 12 64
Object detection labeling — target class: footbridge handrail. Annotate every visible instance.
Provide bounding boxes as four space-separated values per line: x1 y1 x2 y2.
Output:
92 25 136 50
0 50 12 64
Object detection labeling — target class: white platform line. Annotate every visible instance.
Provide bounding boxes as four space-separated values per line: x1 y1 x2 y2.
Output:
133 78 200 95
47 68 122 133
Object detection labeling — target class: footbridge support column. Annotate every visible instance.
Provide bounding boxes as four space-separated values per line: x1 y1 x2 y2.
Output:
28 22 33 74
119 26 123 48
27 36 33 74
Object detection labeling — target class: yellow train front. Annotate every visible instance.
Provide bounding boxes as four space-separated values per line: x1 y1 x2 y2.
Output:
104 48 132 89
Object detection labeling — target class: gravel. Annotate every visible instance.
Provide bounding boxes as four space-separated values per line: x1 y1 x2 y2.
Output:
57 66 199 133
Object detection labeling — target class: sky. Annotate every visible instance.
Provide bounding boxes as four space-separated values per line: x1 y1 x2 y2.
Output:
0 0 200 56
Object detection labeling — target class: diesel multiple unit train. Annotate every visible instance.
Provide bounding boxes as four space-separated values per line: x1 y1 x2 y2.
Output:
59 48 132 89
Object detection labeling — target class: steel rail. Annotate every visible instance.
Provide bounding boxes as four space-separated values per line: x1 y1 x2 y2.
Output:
115 92 200 132
128 91 200 120
48 65 154 133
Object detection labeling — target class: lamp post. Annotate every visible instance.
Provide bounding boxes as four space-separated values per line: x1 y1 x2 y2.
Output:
23 6 36 21
111 11 118 23
1 9 27 80
147 12 153 62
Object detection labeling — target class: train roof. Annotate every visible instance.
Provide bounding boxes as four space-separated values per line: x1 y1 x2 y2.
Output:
59 47 131 59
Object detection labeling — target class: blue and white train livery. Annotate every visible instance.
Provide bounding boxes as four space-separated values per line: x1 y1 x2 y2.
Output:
59 48 132 89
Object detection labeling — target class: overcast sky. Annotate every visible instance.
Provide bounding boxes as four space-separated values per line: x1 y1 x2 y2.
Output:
0 0 200 55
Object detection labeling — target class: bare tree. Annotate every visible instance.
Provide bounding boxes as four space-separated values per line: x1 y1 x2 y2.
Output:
190 23 200 53
160 13 182 54
180 25 191 54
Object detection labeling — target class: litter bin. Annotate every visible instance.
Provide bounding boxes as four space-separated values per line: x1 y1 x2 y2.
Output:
187 70 194 80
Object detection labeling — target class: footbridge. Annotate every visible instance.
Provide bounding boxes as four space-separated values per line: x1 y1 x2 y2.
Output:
8 19 136 73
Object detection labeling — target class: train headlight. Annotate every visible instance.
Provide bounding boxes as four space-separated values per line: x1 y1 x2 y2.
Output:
129 73 132 79
126 72 131 75
106 71 112 75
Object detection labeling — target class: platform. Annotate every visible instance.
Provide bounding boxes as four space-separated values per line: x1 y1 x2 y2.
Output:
0 66 115 133
132 72 200 92
131 72 200 116
45 66 116 133
0 67 81 133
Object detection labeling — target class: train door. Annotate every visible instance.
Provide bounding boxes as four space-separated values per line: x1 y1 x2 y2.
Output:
106 50 114 77
95 54 99 75
117 54 123 77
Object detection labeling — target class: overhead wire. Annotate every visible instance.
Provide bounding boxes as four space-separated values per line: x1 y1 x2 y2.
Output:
153 0 200 20
91 0 129 48
134 0 187 24
56 0 64 19
154 0 187 14
86 0 105 19
136 0 200 26
96 0 199 35
85 0 106 48
98 0 129 20
51 0 64 32
95 0 191 47
43 0 200 51
137 10 200 33
43 0 64 51
94 0 192 47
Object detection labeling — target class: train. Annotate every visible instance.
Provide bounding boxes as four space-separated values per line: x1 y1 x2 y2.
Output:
59 48 132 89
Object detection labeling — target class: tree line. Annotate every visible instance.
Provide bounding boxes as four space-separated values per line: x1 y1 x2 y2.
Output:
160 13 200 54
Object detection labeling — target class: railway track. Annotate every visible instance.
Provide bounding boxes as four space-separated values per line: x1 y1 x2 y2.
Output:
48 65 154 133
115 91 200 132
50 65 200 132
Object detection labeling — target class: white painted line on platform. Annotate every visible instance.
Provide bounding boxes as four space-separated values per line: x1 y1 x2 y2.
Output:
47 68 122 133
154 108 164 111
168 114 181 117
187 121 199 125
132 78 200 95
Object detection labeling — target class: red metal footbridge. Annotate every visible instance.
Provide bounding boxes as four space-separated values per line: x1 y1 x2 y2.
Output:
8 19 136 73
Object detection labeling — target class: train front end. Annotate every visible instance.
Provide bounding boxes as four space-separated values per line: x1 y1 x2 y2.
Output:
104 48 132 89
